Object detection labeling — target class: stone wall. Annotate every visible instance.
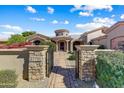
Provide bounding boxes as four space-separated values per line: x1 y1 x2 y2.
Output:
27 45 49 81
76 45 99 81
0 45 53 81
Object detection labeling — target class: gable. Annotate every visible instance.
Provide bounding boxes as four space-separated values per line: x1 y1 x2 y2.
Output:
27 34 50 41
104 21 124 34
107 25 124 37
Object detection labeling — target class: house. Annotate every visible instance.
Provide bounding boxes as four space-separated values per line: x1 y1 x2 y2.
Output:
92 21 124 50
79 26 108 45
103 21 124 50
26 29 82 52
91 35 107 48
51 29 83 52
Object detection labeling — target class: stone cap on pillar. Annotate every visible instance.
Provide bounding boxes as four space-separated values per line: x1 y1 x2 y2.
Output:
76 45 99 51
26 45 49 50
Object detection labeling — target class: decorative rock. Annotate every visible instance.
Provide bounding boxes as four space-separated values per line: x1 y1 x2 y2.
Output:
76 45 99 81
32 75 37 80
27 45 49 81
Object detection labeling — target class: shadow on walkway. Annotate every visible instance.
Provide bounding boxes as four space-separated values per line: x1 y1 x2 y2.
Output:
51 66 95 88
51 66 78 88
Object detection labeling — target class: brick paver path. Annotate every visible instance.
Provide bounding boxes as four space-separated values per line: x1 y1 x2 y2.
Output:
48 52 79 88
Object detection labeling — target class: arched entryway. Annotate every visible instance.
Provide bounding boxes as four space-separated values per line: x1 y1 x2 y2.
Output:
60 42 65 51
33 40 41 45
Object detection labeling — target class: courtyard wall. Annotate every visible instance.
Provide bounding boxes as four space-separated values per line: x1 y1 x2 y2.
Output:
0 45 54 81
0 48 27 79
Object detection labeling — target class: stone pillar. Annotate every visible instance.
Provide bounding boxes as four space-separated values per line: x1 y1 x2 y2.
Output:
70 41 73 52
26 45 49 81
66 40 69 52
56 41 58 52
76 45 99 81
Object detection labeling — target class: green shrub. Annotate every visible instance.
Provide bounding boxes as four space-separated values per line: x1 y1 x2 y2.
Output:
96 52 124 88
0 70 17 88
67 52 76 60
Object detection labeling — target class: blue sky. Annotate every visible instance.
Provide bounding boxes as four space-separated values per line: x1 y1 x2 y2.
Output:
0 5 124 39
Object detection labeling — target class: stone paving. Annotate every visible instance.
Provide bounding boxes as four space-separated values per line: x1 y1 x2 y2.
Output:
48 52 79 88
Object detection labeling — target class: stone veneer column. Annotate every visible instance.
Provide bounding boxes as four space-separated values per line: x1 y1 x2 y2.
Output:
70 41 73 52
26 45 49 81
56 41 58 52
66 40 69 52
76 45 99 81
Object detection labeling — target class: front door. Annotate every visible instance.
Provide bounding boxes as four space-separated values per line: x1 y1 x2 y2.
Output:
60 42 65 51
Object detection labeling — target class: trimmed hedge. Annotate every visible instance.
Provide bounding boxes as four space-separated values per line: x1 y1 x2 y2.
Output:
96 51 124 88
0 70 17 88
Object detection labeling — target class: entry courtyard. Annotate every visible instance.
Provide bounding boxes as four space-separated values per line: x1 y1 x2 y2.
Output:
17 51 94 88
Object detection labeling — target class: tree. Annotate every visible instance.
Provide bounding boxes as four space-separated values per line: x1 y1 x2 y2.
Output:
21 31 36 37
7 34 26 44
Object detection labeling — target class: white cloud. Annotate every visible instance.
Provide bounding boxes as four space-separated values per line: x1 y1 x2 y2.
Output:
47 7 54 14
70 5 113 18
0 34 9 40
0 32 15 40
111 15 115 18
51 20 69 25
70 5 84 12
79 12 93 16
0 24 23 32
93 17 115 25
51 20 58 24
26 6 37 13
75 17 116 31
76 23 100 31
30 17 45 21
120 14 124 19
2 31 15 35
83 5 113 12
63 20 69 24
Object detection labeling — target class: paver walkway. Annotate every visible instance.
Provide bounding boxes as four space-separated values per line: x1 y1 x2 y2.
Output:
48 52 79 88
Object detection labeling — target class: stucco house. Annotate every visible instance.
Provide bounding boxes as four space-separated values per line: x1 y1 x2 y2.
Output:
91 35 107 48
26 29 82 52
51 29 82 52
79 26 108 45
92 21 124 50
